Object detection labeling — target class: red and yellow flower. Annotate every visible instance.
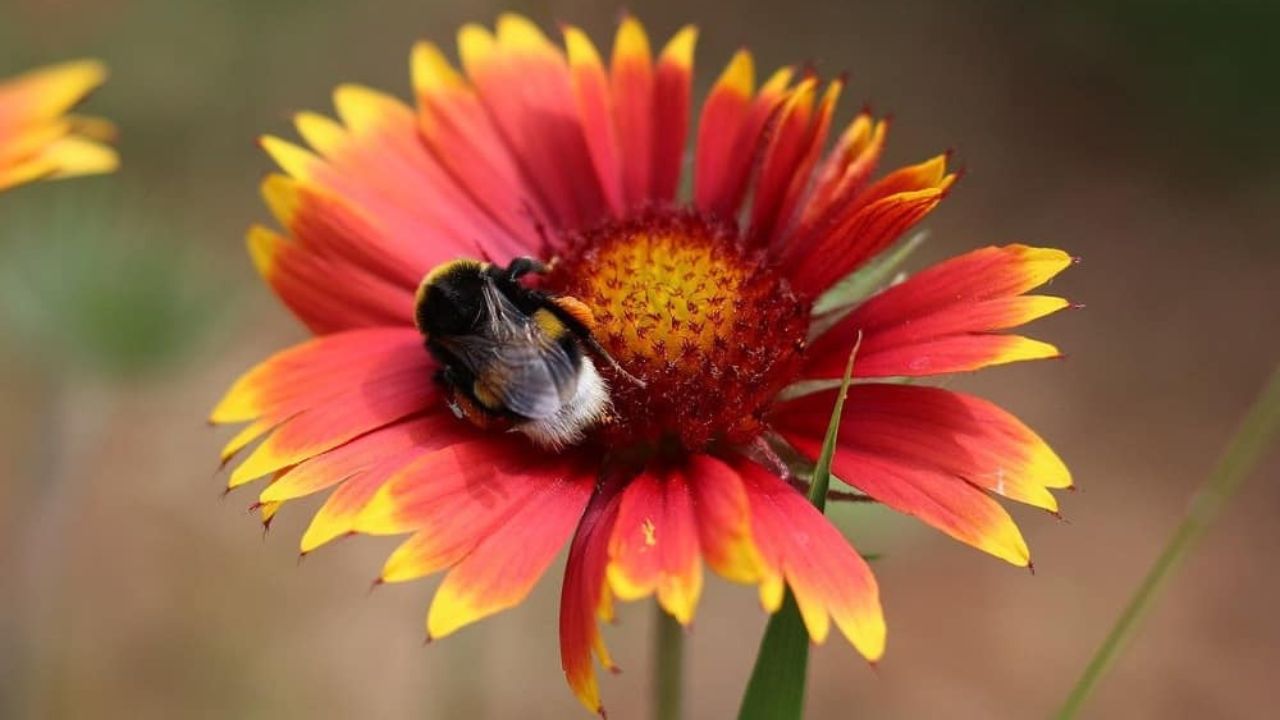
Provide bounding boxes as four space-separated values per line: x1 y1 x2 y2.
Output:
0 60 117 192
214 14 1073 714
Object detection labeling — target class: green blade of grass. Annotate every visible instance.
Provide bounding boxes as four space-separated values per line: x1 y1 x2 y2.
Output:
738 335 862 720
1057 364 1280 719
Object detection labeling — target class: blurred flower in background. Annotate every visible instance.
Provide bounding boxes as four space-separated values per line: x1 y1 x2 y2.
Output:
213 12 1073 714
0 60 117 192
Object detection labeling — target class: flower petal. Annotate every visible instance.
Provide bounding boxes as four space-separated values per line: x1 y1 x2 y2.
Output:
301 460 411 552
565 24 624 215
354 437 538 536
775 383 1070 511
749 77 841 246
426 456 594 639
774 384 1046 565
782 155 956 295
609 16 654 208
258 413 461 505
262 84 520 270
560 479 625 716
247 224 415 334
687 454 763 584
797 113 888 229
211 328 435 487
459 14 608 230
0 60 106 129
692 49 753 215
606 467 704 625
0 135 117 190
0 60 116 191
411 41 549 253
693 54 793 219
650 25 697 202
807 244 1072 378
736 461 885 660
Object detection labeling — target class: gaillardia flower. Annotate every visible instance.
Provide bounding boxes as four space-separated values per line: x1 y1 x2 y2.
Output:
0 60 117 192
214 14 1073 714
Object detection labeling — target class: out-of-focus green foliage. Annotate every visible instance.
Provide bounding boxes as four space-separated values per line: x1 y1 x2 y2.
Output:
0 183 225 379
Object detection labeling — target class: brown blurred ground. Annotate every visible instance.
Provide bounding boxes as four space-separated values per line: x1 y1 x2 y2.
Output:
1 1 1278 718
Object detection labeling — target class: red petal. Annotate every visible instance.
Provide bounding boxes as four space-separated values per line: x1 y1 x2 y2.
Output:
560 479 626 715
693 57 793 219
606 467 703 624
692 50 753 216
686 455 762 584
458 15 608 230
354 437 543 536
259 414 459 506
565 25 624 215
293 416 477 553
609 16 655 209
650 25 697 203
301 456 413 552
412 41 550 254
797 113 888 229
426 455 595 638
775 383 1071 512
807 244 1071 378
260 100 517 274
298 85 521 259
782 155 955 294
736 461 885 660
211 328 435 487
749 77 840 246
775 384 1048 565
247 225 414 334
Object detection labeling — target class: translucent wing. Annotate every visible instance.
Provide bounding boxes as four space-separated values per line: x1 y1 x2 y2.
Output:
436 278 579 419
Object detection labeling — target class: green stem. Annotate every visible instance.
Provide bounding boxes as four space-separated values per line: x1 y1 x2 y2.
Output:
1057 365 1280 719
654 604 684 720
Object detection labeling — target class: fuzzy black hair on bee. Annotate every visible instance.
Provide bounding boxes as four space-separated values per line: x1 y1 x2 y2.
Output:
414 256 638 448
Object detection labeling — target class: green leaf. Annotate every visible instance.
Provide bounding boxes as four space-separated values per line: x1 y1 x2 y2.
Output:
738 590 809 720
811 230 927 317
738 335 861 720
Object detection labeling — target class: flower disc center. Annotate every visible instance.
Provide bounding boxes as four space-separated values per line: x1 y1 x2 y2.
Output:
546 210 810 452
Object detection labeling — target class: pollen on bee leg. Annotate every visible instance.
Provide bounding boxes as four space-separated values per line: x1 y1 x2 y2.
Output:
553 295 598 330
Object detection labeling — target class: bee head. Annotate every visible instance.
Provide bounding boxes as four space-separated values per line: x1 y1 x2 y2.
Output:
414 258 489 337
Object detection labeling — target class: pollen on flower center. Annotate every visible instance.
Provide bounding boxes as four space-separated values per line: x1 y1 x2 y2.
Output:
546 210 810 452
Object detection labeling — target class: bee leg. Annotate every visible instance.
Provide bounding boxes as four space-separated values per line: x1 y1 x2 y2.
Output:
504 256 548 280
583 335 647 388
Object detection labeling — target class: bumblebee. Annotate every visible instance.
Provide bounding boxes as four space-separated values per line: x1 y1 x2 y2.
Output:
414 256 636 448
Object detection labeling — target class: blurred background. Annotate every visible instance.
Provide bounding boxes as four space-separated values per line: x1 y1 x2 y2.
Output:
1 0 1277 717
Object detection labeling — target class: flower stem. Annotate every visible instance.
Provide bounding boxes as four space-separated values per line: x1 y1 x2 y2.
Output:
1057 364 1280 719
654 604 684 720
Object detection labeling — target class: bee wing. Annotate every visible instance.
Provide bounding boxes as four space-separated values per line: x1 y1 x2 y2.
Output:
437 332 578 419
436 277 580 419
